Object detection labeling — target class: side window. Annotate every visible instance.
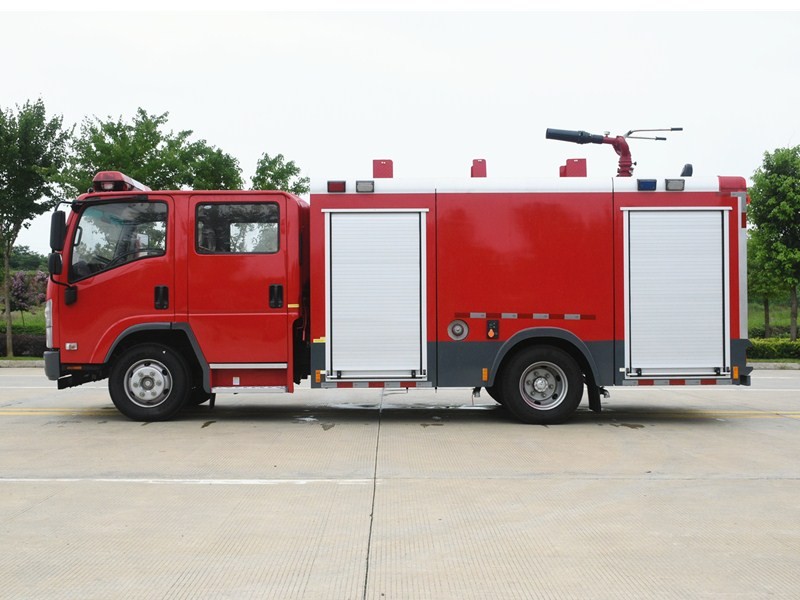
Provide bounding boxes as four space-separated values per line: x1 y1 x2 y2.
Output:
196 203 279 254
70 201 167 282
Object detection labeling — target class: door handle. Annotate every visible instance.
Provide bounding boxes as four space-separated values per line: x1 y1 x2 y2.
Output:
269 284 284 309
154 285 169 310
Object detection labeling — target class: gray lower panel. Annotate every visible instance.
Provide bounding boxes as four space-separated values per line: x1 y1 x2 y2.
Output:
438 340 615 388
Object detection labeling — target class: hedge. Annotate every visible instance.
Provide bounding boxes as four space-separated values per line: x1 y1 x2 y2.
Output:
748 338 800 360
0 334 47 358
748 326 792 339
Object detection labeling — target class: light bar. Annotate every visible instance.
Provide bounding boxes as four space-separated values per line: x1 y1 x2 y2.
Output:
665 178 686 191
91 171 151 192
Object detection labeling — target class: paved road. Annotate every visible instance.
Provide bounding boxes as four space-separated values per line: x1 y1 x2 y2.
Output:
1 368 799 599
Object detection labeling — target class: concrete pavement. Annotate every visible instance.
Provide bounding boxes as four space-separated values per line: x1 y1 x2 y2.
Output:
1 368 799 598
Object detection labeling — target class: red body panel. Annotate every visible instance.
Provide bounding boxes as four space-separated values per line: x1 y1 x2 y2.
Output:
436 192 613 345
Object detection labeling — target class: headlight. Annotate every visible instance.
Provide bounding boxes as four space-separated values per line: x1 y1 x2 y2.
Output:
45 299 53 348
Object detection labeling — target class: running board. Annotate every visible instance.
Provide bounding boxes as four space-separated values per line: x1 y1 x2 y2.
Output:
211 386 288 394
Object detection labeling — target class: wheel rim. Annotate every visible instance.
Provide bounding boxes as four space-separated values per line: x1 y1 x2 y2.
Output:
124 359 173 408
518 361 568 411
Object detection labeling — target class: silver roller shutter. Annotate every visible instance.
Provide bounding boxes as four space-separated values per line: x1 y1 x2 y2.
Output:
625 209 730 378
326 211 427 380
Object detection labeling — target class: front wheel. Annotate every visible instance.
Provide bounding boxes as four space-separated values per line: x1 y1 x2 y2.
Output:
109 343 190 421
500 346 583 425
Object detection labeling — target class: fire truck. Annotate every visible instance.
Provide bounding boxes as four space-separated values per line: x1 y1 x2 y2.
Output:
44 128 752 424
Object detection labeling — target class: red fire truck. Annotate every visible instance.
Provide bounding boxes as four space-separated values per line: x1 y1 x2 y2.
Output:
44 129 751 424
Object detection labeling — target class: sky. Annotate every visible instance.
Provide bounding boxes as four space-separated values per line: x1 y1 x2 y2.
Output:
2 4 799 254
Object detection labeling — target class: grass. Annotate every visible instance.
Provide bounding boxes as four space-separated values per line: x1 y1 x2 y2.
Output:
1 306 46 334
748 300 793 330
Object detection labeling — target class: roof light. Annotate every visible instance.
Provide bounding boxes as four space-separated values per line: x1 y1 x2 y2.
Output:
665 178 685 191
327 181 346 193
637 179 657 191
356 180 375 193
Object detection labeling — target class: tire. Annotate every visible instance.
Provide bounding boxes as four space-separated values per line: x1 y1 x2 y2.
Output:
500 346 583 425
109 343 190 421
186 387 213 406
484 384 505 405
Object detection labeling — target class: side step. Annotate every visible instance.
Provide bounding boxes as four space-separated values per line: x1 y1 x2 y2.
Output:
211 386 288 394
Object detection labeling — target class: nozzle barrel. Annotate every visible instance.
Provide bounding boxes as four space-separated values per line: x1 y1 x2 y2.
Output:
545 128 605 145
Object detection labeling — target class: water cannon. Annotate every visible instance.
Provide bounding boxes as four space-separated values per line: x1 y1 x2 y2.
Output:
546 127 683 177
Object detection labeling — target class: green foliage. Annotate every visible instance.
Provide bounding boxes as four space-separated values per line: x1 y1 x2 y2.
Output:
9 245 47 271
748 229 788 300
65 108 243 194
251 153 310 195
749 145 800 340
0 98 71 358
748 338 800 360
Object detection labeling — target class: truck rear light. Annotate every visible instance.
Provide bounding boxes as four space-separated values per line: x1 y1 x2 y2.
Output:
637 179 657 191
327 181 346 193
355 180 375 193
665 178 685 191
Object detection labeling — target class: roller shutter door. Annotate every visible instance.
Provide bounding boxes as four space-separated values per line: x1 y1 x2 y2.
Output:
625 209 729 378
326 211 427 380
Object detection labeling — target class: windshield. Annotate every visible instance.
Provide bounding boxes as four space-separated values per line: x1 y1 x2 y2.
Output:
70 201 167 282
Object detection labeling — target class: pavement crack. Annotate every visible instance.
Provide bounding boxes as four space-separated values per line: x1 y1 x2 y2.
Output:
362 388 383 599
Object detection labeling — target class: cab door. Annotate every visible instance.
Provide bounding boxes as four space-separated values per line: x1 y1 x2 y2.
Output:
187 195 288 364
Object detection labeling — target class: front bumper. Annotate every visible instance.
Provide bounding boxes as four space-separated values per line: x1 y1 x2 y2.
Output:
44 350 61 380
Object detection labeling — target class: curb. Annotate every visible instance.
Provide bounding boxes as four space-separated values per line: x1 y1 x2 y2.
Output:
0 360 45 368
749 362 800 370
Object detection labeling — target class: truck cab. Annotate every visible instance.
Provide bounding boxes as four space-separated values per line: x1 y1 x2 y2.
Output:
45 171 310 420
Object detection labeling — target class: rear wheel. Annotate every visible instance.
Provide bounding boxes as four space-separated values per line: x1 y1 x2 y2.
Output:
500 346 583 424
109 343 189 421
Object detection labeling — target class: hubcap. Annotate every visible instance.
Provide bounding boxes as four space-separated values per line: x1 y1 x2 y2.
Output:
124 359 172 408
519 361 568 410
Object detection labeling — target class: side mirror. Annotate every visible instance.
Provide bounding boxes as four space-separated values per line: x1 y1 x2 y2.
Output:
48 252 62 276
50 210 66 251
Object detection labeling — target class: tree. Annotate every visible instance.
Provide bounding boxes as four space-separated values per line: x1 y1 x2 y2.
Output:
8 270 47 325
9 245 48 271
251 153 310 195
0 99 71 357
748 229 789 337
65 108 243 194
749 146 800 341
189 142 244 190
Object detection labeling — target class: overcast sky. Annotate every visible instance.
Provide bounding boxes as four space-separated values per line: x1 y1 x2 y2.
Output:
3 6 799 254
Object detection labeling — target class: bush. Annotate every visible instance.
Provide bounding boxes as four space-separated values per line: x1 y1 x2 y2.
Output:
1 323 45 335
749 325 792 339
748 338 800 360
